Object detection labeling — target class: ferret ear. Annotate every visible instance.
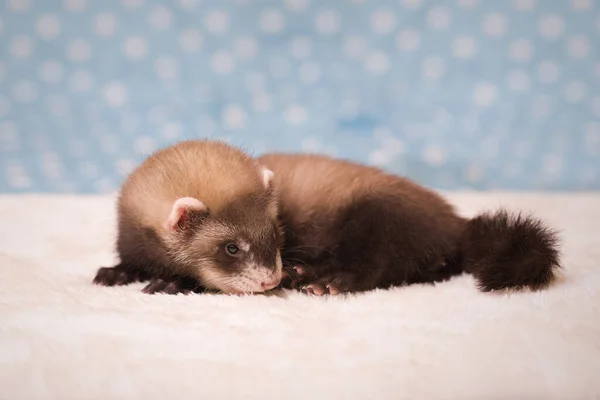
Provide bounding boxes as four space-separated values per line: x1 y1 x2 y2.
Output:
261 167 274 189
164 197 208 232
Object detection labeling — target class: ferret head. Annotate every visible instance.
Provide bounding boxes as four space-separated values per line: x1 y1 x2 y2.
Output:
162 168 284 294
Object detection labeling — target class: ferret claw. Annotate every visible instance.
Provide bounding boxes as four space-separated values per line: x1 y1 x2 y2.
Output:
302 283 326 296
326 284 340 295
294 266 307 276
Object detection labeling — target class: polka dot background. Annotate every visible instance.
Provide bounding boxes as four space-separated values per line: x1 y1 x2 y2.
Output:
0 0 599 193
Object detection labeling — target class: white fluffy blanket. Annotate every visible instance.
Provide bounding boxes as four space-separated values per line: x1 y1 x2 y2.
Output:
1 193 599 400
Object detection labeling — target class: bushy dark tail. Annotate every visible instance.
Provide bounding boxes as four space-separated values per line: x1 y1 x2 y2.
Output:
462 210 561 292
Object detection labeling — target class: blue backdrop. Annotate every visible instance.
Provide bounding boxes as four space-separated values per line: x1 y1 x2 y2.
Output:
1 0 599 193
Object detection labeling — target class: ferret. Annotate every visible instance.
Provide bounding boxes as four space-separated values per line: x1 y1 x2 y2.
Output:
257 153 561 295
93 140 284 295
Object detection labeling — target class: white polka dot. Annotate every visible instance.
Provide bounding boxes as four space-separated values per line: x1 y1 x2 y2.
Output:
39 60 64 83
260 9 285 33
114 159 133 177
94 12 117 37
507 70 531 91
205 9 229 34
570 0 592 10
0 121 18 151
514 0 536 11
12 81 38 103
427 7 452 30
122 36 147 60
591 97 600 117
47 95 70 116
457 0 478 8
421 56 445 80
396 29 420 51
402 0 422 8
538 14 564 39
564 81 586 103
343 36 367 58
122 0 143 7
482 13 507 37
63 0 86 12
6 162 32 189
369 150 394 166
299 62 321 84
453 35 477 59
465 164 483 183
67 39 92 62
374 128 405 154
423 145 446 166
36 14 60 40
301 137 323 152
103 82 127 107
69 70 93 91
161 121 182 139
10 36 33 58
568 35 590 58
178 0 200 9
234 36 257 58
285 0 309 12
531 95 552 117
211 50 234 75
134 136 157 155
154 57 179 80
284 105 308 125
370 9 396 35
179 29 202 52
290 36 312 59
585 122 600 140
245 73 266 92
8 0 30 12
508 39 533 62
537 60 561 83
339 97 360 118
0 96 11 118
148 5 172 30
365 52 390 75
222 104 247 129
252 93 272 112
315 10 341 35
472 82 497 107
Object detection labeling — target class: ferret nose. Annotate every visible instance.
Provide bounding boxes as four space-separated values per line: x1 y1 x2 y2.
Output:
261 277 281 290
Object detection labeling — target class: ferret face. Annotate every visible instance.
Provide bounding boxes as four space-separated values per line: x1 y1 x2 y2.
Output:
164 192 284 294
188 217 284 294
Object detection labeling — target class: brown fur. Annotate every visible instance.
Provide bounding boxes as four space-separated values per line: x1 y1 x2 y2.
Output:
258 153 561 295
93 140 283 294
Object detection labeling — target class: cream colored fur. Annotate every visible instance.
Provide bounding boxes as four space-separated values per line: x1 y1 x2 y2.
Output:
0 193 599 399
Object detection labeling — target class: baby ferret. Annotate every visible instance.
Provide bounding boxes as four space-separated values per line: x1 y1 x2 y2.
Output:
93 140 284 295
258 153 561 295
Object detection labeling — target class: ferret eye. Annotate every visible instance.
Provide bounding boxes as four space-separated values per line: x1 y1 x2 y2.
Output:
225 243 240 256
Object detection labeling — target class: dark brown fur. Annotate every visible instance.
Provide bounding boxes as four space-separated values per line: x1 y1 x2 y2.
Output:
258 153 561 295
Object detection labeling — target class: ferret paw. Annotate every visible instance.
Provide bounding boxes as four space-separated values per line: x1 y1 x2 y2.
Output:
301 272 356 296
280 265 315 289
93 266 148 286
141 277 202 295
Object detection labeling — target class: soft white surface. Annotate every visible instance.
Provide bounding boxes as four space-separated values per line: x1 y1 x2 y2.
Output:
1 193 599 399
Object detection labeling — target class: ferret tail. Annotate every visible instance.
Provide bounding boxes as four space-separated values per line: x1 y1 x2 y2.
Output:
461 209 561 292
